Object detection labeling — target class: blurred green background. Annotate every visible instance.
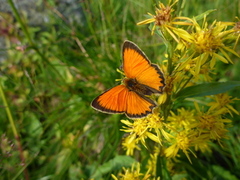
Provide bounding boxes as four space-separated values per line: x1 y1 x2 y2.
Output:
0 0 239 179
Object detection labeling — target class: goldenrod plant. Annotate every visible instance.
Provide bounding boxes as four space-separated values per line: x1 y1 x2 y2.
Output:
112 0 240 179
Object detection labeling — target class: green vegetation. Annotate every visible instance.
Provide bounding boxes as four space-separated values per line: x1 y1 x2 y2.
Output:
0 0 240 179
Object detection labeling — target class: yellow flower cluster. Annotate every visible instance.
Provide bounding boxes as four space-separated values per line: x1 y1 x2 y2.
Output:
121 93 238 162
121 113 171 156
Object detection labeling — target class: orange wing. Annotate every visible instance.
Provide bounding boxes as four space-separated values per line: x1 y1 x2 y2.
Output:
122 41 165 93
91 85 156 118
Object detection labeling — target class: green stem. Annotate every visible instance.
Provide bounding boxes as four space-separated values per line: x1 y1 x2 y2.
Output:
176 0 185 16
176 73 193 95
7 0 34 47
0 82 29 180
0 83 17 137
156 155 172 180
156 154 162 178
162 93 172 121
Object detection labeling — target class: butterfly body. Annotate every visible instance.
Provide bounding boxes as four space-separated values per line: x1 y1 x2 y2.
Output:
123 78 157 95
91 41 165 119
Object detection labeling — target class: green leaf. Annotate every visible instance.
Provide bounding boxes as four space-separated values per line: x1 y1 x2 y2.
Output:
172 174 188 180
176 81 240 99
89 155 136 179
212 165 239 180
24 111 43 138
194 9 217 21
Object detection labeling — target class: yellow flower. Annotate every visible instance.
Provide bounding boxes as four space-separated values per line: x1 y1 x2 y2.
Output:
179 61 215 82
121 118 156 144
166 109 197 161
168 108 196 130
197 113 231 142
207 93 239 116
121 113 172 154
194 102 232 143
121 118 158 150
193 135 212 153
137 0 193 42
111 163 153 180
178 19 239 76
146 113 172 143
122 134 141 156
164 131 195 163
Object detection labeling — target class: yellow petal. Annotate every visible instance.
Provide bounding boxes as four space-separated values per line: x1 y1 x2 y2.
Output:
213 53 229 63
137 18 155 25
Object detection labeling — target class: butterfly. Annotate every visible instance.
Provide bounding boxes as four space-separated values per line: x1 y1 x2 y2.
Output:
91 40 165 119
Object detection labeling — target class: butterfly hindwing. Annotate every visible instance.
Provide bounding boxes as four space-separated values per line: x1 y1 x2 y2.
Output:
125 90 156 118
91 84 156 118
122 41 165 93
91 85 127 114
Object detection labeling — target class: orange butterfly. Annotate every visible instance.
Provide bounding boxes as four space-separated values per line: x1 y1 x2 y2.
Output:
91 40 165 119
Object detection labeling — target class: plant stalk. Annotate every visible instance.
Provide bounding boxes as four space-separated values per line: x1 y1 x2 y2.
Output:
0 82 29 180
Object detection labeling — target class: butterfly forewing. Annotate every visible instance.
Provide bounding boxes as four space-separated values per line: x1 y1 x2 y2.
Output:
122 41 165 93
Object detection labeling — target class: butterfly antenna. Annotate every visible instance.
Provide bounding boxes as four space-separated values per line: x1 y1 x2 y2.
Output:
115 79 122 82
116 68 124 75
115 68 125 82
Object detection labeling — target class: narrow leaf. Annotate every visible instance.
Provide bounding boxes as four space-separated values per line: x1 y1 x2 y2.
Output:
176 81 240 99
194 9 216 21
